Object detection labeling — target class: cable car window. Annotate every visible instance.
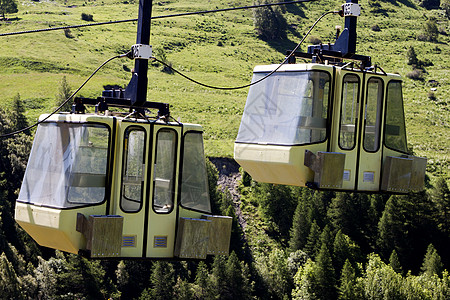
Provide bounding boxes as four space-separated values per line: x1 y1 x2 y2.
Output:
363 78 384 152
180 132 211 213
384 81 408 153
121 128 146 212
236 71 331 145
339 74 360 150
153 129 177 213
18 122 109 208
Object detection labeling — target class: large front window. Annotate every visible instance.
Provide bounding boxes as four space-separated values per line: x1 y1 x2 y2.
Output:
18 122 110 208
236 71 330 145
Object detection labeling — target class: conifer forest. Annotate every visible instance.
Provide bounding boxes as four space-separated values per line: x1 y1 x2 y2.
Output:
0 0 450 299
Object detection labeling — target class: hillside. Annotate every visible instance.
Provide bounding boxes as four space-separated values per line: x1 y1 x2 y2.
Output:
0 0 448 178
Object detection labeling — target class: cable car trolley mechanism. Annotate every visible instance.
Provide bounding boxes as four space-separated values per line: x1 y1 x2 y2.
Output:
14 0 232 259
234 0 427 193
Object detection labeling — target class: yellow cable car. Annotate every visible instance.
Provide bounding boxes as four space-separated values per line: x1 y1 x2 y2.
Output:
234 63 426 193
235 0 426 193
15 112 232 259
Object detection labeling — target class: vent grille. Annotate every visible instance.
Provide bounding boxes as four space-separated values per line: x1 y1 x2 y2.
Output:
122 235 136 247
154 236 168 248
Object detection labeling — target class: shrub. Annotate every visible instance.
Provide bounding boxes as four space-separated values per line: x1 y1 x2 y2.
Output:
64 28 74 39
417 19 439 42
308 36 322 44
418 0 440 9
427 91 437 100
406 46 418 65
253 0 287 40
406 69 424 80
442 0 450 18
81 13 94 21
371 24 381 32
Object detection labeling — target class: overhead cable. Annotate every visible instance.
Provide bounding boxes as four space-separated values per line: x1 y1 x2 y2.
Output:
151 10 338 91
0 0 317 37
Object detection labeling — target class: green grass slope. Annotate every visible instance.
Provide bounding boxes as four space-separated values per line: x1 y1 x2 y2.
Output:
0 0 448 178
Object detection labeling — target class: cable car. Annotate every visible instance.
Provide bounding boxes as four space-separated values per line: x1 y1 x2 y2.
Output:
14 0 231 259
234 1 427 193
15 110 232 259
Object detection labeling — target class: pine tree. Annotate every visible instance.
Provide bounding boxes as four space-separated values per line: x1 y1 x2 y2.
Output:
253 183 296 239
256 248 291 298
56 76 73 112
141 261 175 300
224 251 252 299
314 243 336 300
389 250 403 274
115 260 129 290
289 200 311 252
0 252 20 299
210 255 227 298
11 93 28 133
377 195 405 259
329 193 371 253
338 259 357 300
193 261 210 299
291 259 317 300
407 46 418 66
305 221 321 258
431 177 450 235
173 277 193 300
333 230 360 274
421 244 443 277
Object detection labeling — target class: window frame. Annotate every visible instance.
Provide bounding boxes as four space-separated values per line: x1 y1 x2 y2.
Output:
151 128 178 215
362 76 384 153
120 126 147 213
338 73 361 151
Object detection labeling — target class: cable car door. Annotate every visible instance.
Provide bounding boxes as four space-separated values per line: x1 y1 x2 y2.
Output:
332 70 363 190
117 123 150 257
356 76 384 191
146 124 181 258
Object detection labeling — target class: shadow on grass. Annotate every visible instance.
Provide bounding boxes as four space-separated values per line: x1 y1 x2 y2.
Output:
265 37 303 57
285 2 306 18
388 0 416 8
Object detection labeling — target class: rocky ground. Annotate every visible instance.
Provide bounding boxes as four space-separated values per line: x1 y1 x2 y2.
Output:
209 157 247 229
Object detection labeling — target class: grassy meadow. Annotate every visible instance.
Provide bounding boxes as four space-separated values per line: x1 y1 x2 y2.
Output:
0 0 448 178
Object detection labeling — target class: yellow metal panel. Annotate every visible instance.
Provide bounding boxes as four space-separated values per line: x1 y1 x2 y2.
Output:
234 143 326 187
15 203 106 254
